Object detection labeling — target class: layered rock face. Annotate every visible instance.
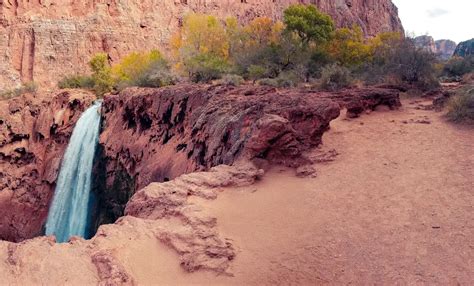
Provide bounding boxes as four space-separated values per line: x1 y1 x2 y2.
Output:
0 0 403 90
94 84 401 227
435 40 457 60
454 39 474 57
0 90 95 242
94 84 341 226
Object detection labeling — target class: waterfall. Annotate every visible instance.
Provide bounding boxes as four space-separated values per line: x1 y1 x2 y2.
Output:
45 101 102 243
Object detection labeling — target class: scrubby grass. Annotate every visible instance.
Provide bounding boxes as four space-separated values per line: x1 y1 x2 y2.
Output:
58 75 95 89
0 82 37 100
446 85 474 124
217 74 244 86
320 64 352 90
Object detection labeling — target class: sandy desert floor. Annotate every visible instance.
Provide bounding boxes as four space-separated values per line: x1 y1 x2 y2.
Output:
154 98 473 285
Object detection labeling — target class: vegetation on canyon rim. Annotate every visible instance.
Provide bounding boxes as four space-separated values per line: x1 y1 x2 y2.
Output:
43 4 474 123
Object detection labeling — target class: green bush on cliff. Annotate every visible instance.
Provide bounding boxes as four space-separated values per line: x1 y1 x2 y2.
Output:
89 53 113 96
111 50 175 89
58 51 175 95
0 82 37 100
58 75 95 89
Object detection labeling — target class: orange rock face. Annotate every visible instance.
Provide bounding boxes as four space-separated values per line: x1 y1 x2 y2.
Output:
0 0 403 89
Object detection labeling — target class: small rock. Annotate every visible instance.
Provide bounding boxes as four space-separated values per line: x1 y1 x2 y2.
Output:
296 165 317 178
415 119 431 124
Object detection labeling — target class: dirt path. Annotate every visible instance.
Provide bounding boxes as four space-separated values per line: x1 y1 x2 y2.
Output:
178 99 474 285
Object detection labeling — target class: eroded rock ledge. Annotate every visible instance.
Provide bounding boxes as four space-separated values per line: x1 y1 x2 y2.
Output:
0 90 95 242
0 84 401 243
95 84 342 226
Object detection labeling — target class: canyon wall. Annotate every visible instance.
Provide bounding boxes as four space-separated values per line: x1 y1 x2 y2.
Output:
0 0 403 89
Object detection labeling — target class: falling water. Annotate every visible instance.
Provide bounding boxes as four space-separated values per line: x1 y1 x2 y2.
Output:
45 101 102 243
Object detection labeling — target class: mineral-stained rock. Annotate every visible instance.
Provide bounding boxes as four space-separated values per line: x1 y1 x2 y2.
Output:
0 90 95 242
0 0 404 89
95 84 341 226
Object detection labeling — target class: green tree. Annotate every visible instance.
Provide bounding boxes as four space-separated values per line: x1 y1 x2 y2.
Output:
89 53 112 96
283 4 334 45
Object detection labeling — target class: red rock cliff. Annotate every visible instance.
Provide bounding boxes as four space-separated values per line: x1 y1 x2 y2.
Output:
0 0 403 89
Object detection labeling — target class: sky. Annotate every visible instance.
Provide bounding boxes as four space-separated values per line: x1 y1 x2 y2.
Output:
391 0 473 43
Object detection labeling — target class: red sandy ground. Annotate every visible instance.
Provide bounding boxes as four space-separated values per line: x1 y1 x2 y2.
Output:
1 98 472 285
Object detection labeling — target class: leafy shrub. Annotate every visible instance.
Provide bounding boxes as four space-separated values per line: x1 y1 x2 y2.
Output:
256 71 301 88
247 65 268 81
320 64 352 90
58 75 95 89
365 36 439 90
185 54 229 83
217 74 244 86
443 56 474 77
0 82 38 100
112 50 175 89
257 78 279 87
446 86 474 123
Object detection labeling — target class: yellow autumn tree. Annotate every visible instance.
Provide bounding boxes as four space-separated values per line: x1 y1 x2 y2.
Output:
111 50 165 83
328 26 372 67
243 17 283 47
172 13 230 82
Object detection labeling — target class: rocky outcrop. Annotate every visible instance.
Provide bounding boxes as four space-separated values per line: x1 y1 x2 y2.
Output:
0 163 264 284
414 36 458 60
0 90 95 242
435 40 457 60
94 84 341 227
302 87 402 118
0 83 401 242
414 36 437 54
454 39 474 57
0 0 403 89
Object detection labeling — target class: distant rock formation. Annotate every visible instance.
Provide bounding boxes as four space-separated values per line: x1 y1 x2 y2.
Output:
0 0 404 89
414 36 437 54
435 40 457 60
414 36 457 60
454 39 474 57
